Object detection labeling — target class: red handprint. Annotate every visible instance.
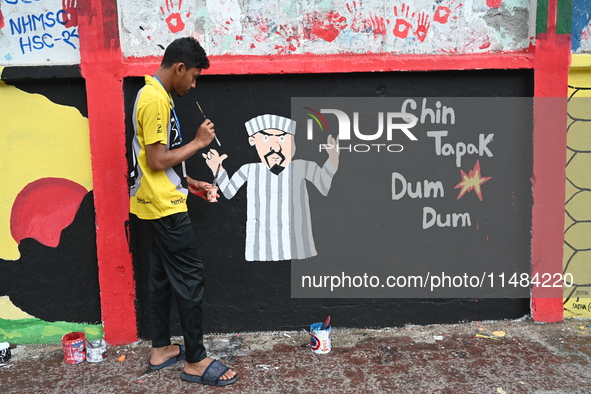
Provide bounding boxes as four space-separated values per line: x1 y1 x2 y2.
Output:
249 12 271 43
275 24 300 54
346 1 365 32
346 1 387 37
414 12 430 42
304 11 348 42
0 2 4 29
367 13 388 37
392 4 415 39
433 0 461 24
61 0 78 28
160 0 190 34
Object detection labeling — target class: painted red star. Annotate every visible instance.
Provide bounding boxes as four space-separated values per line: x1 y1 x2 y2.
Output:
454 160 491 201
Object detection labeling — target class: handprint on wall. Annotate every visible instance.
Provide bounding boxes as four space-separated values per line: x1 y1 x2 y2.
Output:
303 11 348 42
414 12 430 42
346 1 388 37
160 0 190 34
346 1 366 32
248 12 271 43
433 0 461 24
392 4 415 39
61 0 78 28
274 24 301 54
391 4 434 42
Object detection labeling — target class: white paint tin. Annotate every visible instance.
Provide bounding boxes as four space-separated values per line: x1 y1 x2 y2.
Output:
86 340 107 362
0 342 11 363
310 323 331 354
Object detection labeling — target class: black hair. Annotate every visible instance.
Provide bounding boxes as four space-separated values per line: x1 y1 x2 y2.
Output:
161 37 210 70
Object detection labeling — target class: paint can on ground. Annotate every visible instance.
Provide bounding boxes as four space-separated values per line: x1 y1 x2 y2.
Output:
0 342 11 363
86 340 107 362
310 323 332 354
62 332 86 364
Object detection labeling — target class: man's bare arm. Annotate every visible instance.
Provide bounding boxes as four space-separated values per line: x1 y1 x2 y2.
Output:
146 119 216 172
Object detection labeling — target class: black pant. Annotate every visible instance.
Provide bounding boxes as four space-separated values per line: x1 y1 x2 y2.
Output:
146 211 207 363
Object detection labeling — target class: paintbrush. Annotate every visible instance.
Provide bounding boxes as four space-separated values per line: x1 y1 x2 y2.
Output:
323 315 331 330
196 101 221 146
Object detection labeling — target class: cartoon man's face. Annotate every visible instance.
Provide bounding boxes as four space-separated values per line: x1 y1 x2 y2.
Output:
249 128 295 174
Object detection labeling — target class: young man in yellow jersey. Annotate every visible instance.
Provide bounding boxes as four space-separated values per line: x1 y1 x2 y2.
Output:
130 37 237 386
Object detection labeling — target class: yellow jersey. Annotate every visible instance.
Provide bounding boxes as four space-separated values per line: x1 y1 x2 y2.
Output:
129 75 188 220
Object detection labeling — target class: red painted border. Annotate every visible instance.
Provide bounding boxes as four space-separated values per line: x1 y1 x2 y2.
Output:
78 0 138 345
77 0 567 344
121 52 535 77
529 0 569 323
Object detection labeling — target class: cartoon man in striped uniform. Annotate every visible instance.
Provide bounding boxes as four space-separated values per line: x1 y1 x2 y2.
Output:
203 114 339 261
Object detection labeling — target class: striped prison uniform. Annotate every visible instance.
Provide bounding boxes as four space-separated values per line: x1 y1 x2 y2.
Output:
216 159 337 261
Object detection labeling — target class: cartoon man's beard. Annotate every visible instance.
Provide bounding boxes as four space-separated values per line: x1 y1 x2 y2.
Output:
269 164 285 175
264 150 286 175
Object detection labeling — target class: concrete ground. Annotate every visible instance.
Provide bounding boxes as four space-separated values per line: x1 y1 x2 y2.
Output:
2 318 591 393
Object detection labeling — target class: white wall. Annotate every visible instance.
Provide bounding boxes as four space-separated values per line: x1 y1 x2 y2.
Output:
0 0 80 66
118 0 532 58
0 0 533 66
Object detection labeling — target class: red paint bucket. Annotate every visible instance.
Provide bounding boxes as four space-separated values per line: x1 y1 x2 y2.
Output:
62 332 86 364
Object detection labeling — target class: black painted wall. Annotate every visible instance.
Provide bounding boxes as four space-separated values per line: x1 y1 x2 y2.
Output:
125 70 533 338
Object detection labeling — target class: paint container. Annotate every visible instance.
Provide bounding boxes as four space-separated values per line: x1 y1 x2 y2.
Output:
310 323 332 354
0 342 11 363
86 340 107 362
62 332 86 364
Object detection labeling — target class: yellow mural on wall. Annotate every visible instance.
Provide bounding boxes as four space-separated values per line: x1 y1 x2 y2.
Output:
0 67 93 261
0 296 34 320
564 55 591 318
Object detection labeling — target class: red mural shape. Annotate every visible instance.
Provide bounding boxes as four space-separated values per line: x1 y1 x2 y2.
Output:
160 0 189 34
454 160 491 201
11 178 88 248
0 2 4 29
61 0 78 28
392 4 415 39
304 11 348 42
486 0 503 8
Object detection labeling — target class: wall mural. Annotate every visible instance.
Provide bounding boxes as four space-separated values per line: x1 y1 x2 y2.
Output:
119 0 532 58
203 114 339 261
0 67 102 344
563 64 591 318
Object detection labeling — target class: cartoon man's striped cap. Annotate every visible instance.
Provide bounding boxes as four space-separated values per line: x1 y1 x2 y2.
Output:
245 114 296 136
